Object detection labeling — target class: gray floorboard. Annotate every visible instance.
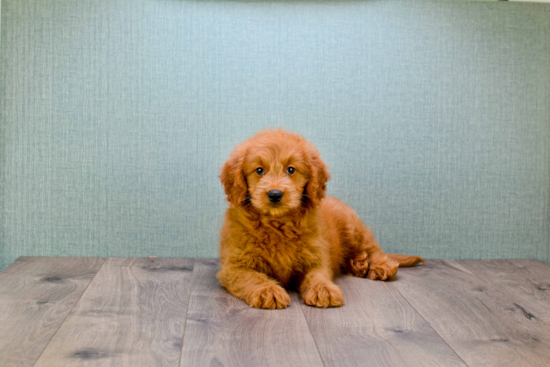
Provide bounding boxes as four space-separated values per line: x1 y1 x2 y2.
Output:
1 257 550 367
0 257 105 367
301 274 467 367
33 258 194 367
179 259 324 367
459 260 550 326
394 260 550 367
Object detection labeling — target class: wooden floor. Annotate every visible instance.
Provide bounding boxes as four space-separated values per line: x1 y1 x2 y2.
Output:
1 258 550 367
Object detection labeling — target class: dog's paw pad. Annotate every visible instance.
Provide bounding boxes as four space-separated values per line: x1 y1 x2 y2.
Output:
247 285 290 310
302 282 344 308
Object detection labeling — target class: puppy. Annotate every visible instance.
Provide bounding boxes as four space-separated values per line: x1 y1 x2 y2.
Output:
217 129 424 309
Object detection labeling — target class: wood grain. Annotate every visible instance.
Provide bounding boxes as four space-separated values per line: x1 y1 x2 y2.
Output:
460 260 550 326
0 257 106 367
301 274 467 367
33 257 194 367
179 259 324 367
394 260 550 367
3 257 550 367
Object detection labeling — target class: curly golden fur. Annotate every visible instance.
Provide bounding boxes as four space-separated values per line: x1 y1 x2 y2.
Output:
218 129 424 309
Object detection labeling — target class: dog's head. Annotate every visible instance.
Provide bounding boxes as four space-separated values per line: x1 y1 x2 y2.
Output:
220 129 330 216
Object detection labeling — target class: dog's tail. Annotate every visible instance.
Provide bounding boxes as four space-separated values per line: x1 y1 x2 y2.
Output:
387 253 425 267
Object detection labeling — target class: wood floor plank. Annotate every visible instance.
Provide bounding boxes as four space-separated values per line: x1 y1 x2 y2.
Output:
33 257 194 367
300 275 467 367
179 259 324 367
394 260 550 367
505 259 550 283
459 260 550 326
0 257 106 367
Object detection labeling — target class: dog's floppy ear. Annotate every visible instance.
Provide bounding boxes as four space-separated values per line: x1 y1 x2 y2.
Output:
220 144 248 207
304 146 330 208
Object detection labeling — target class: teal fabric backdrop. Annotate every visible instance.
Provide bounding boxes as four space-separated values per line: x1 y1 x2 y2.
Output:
1 0 549 271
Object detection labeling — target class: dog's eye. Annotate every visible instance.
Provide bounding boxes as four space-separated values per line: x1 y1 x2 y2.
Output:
255 167 265 175
286 167 296 175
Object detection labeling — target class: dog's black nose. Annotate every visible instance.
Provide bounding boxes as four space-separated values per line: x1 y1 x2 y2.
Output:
267 190 283 203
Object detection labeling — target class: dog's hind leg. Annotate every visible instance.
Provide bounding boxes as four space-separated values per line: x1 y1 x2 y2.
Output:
321 196 424 280
349 251 370 277
345 216 401 280
346 218 424 279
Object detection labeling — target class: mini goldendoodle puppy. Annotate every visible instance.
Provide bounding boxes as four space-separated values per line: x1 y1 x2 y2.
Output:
217 129 424 309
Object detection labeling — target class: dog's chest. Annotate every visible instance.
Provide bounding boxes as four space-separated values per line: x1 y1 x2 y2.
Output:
247 220 319 284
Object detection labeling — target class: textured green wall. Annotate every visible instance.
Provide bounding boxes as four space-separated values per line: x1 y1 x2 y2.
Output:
1 0 549 271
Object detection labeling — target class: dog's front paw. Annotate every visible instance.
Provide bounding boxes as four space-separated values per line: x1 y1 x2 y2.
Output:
246 284 291 310
302 282 344 308
367 258 399 280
